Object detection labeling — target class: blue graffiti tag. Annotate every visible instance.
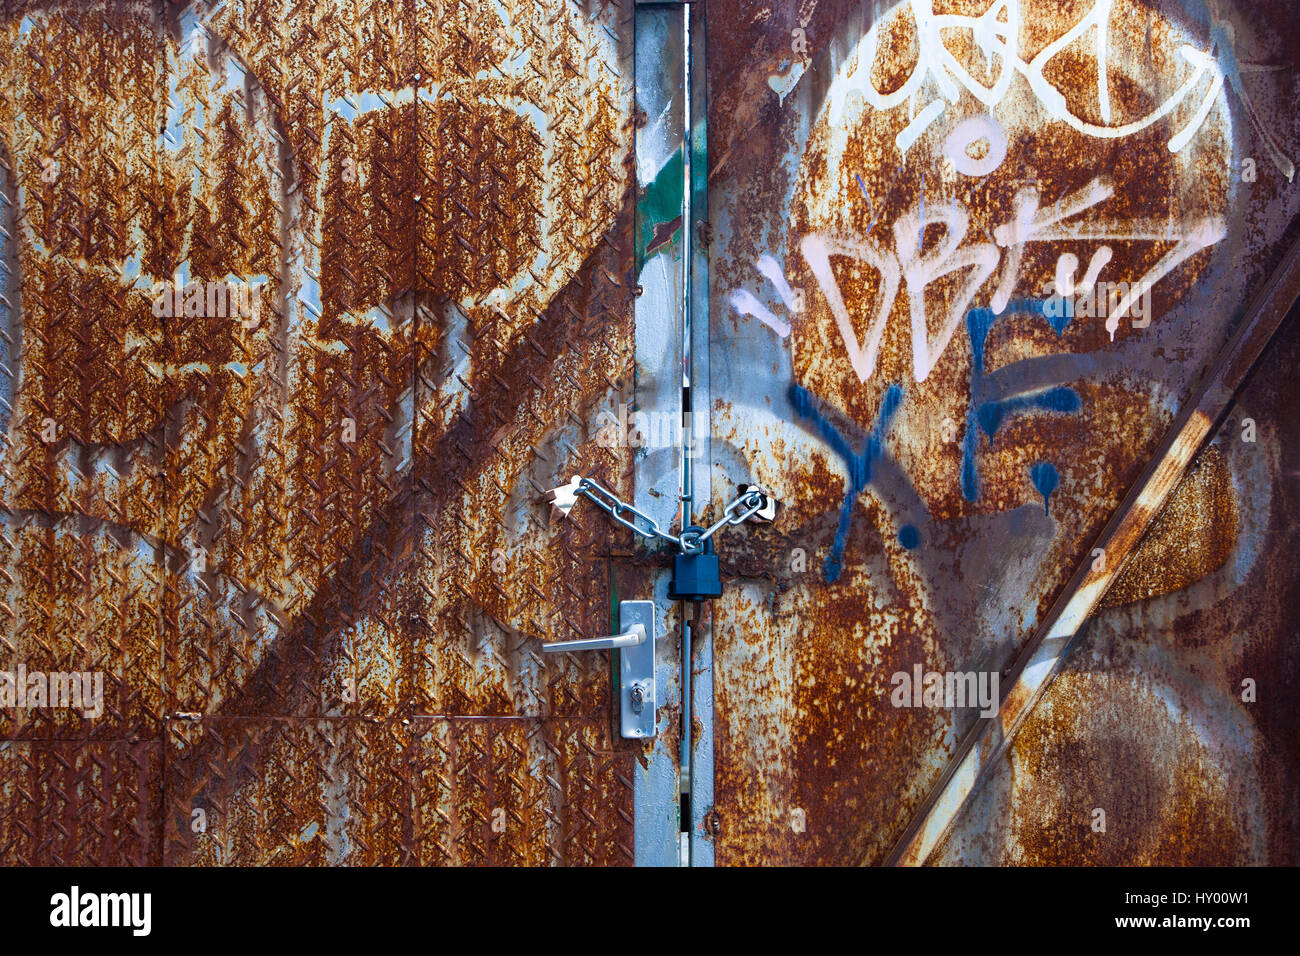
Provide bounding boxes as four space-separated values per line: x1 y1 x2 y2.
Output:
789 381 904 583
960 298 1082 510
788 295 1086 582
1030 462 1060 515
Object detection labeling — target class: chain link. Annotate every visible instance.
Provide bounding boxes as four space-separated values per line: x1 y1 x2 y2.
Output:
678 489 766 554
573 478 767 554
573 478 682 547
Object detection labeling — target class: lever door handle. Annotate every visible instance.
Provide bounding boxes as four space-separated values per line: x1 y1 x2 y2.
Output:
538 601 657 739
541 623 646 653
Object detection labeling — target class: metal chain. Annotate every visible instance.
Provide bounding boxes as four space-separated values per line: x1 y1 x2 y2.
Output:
573 478 682 547
678 489 766 554
573 478 766 554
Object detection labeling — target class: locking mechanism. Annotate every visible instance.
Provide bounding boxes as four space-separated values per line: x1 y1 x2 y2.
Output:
538 481 778 738
542 600 658 739
668 526 722 601
543 477 777 604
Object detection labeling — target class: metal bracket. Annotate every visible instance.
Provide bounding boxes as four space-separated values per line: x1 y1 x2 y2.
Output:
542 599 658 739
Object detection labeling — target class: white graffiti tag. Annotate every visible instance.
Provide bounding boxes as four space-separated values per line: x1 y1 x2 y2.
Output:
827 0 1226 157
798 175 1225 383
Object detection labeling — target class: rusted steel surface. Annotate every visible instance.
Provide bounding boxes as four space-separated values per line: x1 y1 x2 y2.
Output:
0 740 162 866
0 0 168 742
891 225 1300 865
163 717 632 866
3 0 1297 869
1097 443 1237 607
706 0 1300 864
0 0 637 866
933 303 1300 864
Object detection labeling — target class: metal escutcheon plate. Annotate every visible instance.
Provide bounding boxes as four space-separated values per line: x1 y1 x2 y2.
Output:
618 600 657 739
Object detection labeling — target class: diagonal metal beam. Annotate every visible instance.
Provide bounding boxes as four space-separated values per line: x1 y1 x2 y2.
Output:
886 230 1300 866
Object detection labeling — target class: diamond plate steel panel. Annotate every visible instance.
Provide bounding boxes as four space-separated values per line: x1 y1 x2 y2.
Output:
0 739 162 866
408 0 636 717
0 516 163 739
161 0 421 720
412 717 634 866
165 717 413 866
0 1 167 740
0 0 638 866
164 716 633 866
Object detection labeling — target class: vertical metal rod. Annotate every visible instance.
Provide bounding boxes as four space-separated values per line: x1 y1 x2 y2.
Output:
679 1 693 531
678 3 695 867
681 617 692 783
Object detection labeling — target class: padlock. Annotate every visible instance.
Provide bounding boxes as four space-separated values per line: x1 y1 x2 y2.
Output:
668 526 723 601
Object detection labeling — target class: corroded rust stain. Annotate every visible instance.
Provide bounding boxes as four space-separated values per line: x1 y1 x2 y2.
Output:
956 669 1257 865
0 2 168 749
707 0 1300 866
1 0 1296 868
2 1 166 516
1101 443 1238 607
933 297 1300 866
164 717 632 866
0 739 162 866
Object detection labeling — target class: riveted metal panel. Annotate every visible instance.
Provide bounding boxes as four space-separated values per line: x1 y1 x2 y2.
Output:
704 0 1300 864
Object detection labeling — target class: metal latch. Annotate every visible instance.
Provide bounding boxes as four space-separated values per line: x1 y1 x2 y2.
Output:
542 600 658 739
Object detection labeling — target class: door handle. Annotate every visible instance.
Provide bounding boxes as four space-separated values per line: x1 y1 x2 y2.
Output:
541 623 646 653
541 600 657 739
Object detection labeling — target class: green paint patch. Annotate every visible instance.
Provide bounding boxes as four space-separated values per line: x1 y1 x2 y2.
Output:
637 148 684 265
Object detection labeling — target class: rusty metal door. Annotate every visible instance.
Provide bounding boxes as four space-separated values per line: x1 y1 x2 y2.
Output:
699 0 1300 865
0 0 686 866
6 0 1299 871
